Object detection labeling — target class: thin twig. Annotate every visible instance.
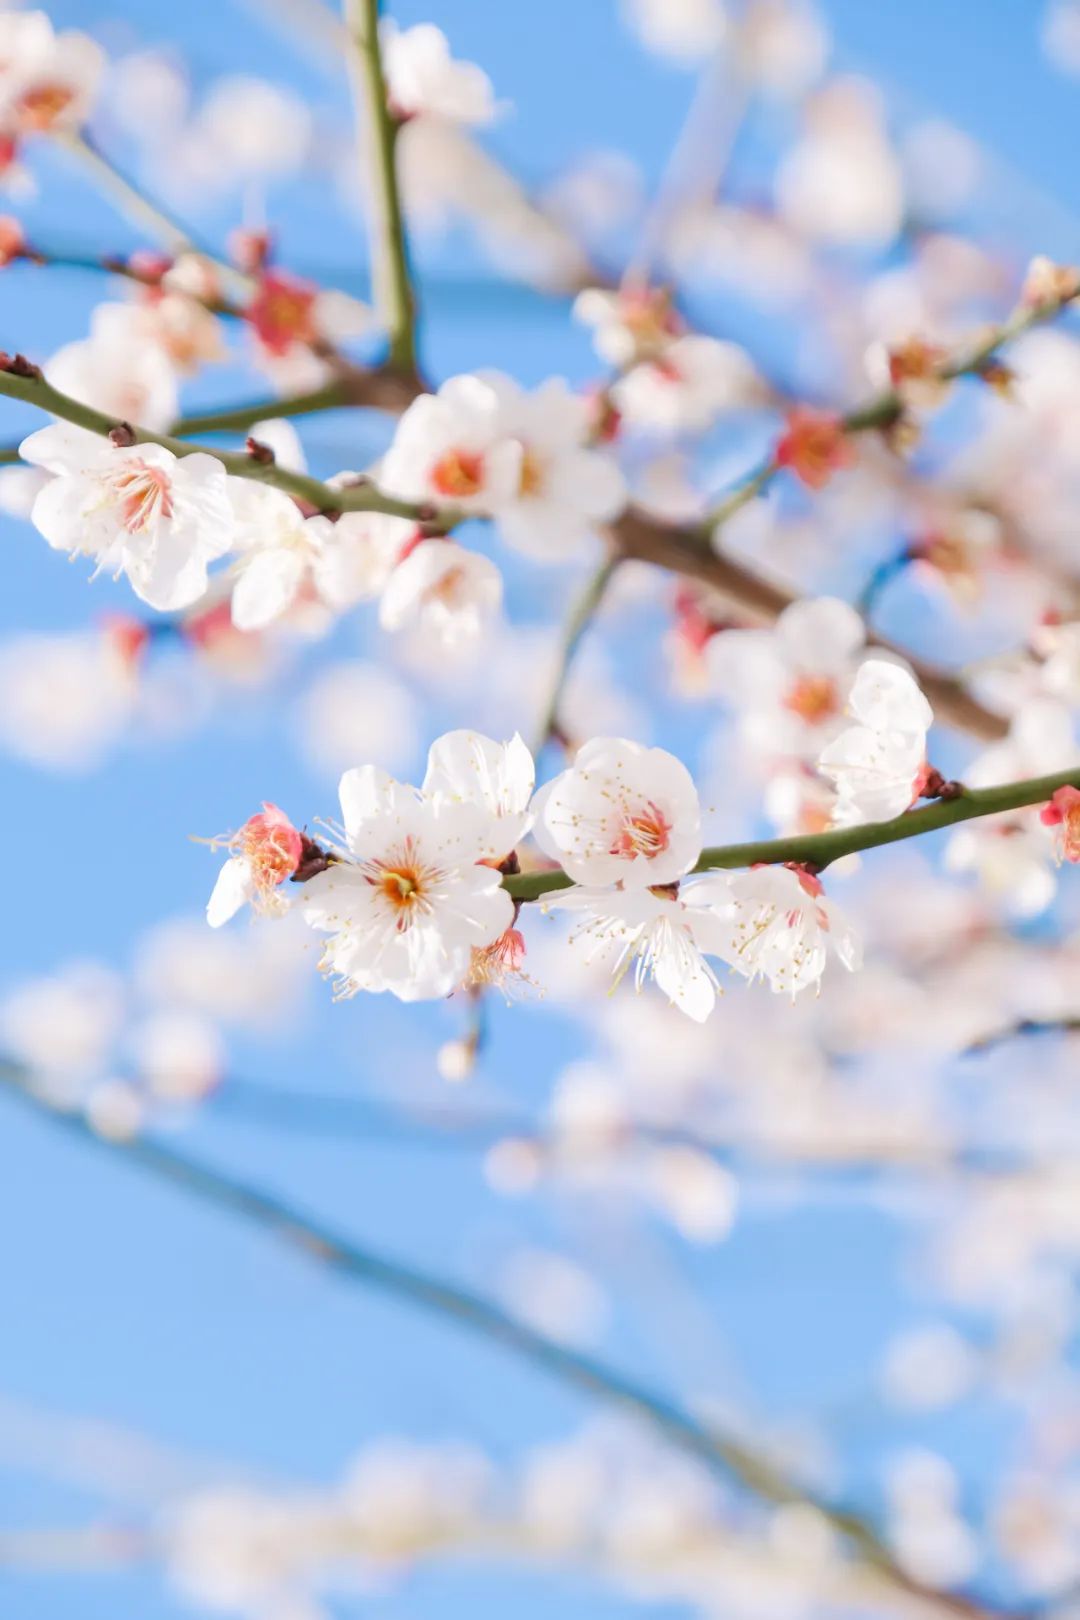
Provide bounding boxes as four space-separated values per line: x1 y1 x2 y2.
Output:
503 765 1080 903
0 1061 1003 1619
532 552 621 756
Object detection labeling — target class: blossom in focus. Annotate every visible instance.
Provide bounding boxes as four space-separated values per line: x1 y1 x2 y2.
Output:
378 539 502 646
381 21 498 126
20 425 234 611
532 737 702 889
300 761 514 1001
546 876 736 1022
482 373 626 558
206 802 304 927
818 660 934 827
775 406 853 490
612 336 762 435
708 596 868 761
1040 785 1080 862
422 728 535 862
381 375 523 511
716 864 862 997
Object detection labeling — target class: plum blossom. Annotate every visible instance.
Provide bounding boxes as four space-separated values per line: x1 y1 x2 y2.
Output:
0 627 138 771
381 375 523 512
708 596 869 761
621 0 728 63
20 425 234 611
612 336 762 434
245 269 374 385
300 760 514 1001
545 876 736 1022
532 738 702 889
775 406 853 489
481 374 626 558
206 803 304 927
717 864 862 997
422 728 535 861
573 284 684 368
378 539 502 646
381 22 498 126
45 302 180 433
818 660 934 826
0 12 104 149
1040 785 1080 862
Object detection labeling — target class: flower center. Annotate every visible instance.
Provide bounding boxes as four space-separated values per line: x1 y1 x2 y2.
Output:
783 674 839 724
518 447 545 497
431 449 485 499
108 461 175 535
239 808 303 893
610 801 672 862
17 82 75 131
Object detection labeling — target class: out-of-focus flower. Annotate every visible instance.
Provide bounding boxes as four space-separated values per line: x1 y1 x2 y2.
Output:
532 737 702 889
818 660 933 827
21 425 234 611
301 758 514 1001
382 375 523 511
775 407 853 490
0 628 138 771
0 11 104 145
621 0 728 63
613 336 762 434
775 79 904 247
1042 0 1080 76
378 539 502 646
738 0 829 100
45 302 180 432
294 659 418 780
480 373 626 557
206 803 304 928
382 21 498 125
1 961 123 1081
1040 785 1080 862
716 864 861 997
573 284 684 368
130 1010 224 1103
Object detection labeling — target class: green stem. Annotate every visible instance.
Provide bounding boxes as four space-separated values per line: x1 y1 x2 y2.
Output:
0 1062 997 1618
344 0 418 374
532 553 621 756
0 363 447 521
504 766 1080 903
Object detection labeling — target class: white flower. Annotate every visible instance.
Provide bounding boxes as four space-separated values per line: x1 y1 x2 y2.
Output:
818 660 933 826
546 876 735 1022
381 21 497 125
1 961 123 1080
573 284 684 369
45 302 180 432
481 374 626 559
621 0 728 63
19 425 234 611
422 729 535 861
300 763 514 1001
0 628 137 771
708 596 868 760
775 82 904 248
0 11 105 138
532 737 701 889
380 375 522 512
378 539 502 646
611 336 761 433
716 864 861 997
206 803 304 928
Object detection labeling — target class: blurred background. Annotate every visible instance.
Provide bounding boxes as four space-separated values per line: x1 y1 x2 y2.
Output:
3 2 1080 1617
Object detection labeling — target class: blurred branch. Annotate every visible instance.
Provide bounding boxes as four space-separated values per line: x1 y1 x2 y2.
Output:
964 1016 1080 1055
503 765 1080 903
0 1060 1003 1618
343 0 419 376
531 551 621 756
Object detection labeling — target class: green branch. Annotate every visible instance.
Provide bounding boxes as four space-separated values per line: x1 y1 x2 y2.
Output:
344 0 419 374
0 362 448 521
503 766 1080 903
532 553 621 756
0 1062 998 1619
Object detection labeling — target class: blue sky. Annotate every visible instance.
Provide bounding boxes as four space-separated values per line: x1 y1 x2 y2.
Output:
0 3 1078 1617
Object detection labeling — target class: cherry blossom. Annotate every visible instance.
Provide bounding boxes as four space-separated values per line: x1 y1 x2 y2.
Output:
300 760 514 1001
532 737 702 889
206 802 304 927
481 373 626 558
716 864 862 997
545 876 736 1022
378 538 502 646
19 425 234 611
818 660 934 826
381 21 498 126
381 375 523 512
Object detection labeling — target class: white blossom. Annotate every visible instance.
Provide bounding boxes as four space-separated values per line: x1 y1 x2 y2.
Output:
300 760 514 1001
422 728 535 861
716 864 861 997
381 375 522 512
612 336 762 434
818 660 933 826
381 21 498 126
20 425 233 611
378 539 502 646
